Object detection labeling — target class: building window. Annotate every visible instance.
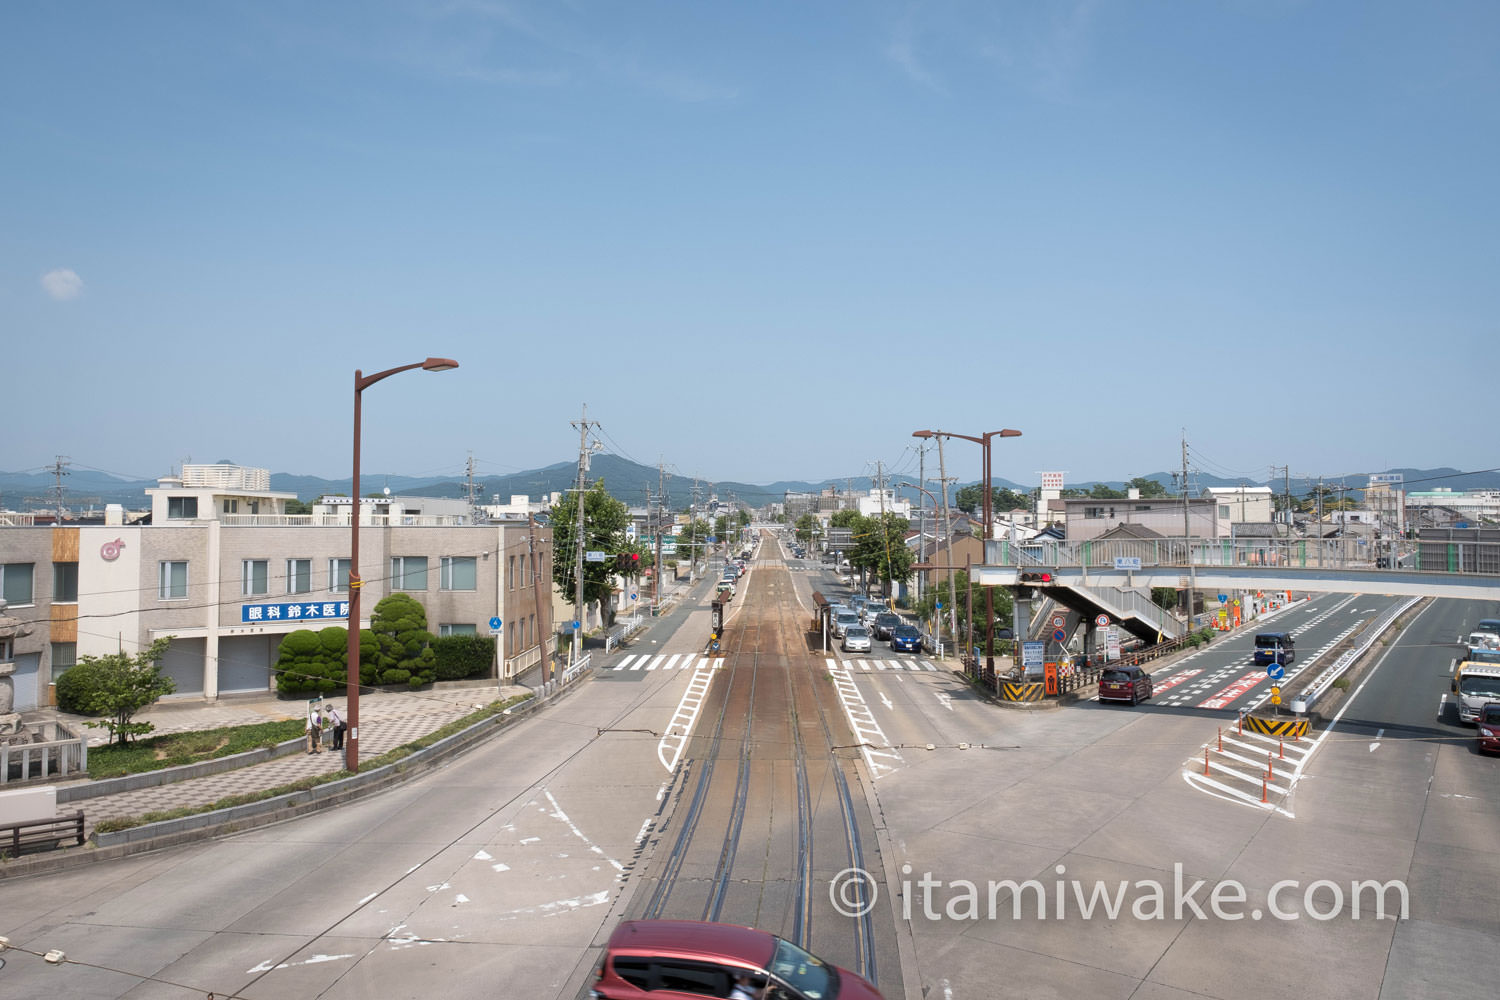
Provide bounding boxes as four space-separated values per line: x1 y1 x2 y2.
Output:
223 498 239 514
53 561 79 602
1084 507 1104 519
1220 505 1231 518
1 563 35 606
286 558 312 594
391 556 428 591
167 496 199 519
159 561 188 600
438 623 477 637
52 642 77 674
441 556 477 591
242 559 269 596
508 555 516 590
329 558 351 593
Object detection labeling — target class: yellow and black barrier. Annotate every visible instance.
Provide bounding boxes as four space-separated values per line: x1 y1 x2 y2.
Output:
1243 714 1310 739
1001 682 1046 702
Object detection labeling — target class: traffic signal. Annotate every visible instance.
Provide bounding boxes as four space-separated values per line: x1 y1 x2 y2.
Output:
1019 572 1053 584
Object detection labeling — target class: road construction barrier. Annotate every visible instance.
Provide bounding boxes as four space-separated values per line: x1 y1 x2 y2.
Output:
1001 682 1046 702
1243 714 1310 739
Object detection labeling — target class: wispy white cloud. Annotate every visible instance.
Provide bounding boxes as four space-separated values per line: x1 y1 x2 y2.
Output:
41 268 84 301
978 1 1101 103
885 12 947 93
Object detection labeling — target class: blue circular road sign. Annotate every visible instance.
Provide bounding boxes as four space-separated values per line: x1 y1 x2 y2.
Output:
572 620 581 631
1267 663 1285 681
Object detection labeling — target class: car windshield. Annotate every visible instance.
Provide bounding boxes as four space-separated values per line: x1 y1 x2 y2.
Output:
1458 675 1500 700
1466 651 1500 665
847 626 868 637
894 626 919 637
837 613 859 623
769 938 836 999
1482 707 1500 725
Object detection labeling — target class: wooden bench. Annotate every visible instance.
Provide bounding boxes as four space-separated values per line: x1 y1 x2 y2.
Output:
0 810 86 855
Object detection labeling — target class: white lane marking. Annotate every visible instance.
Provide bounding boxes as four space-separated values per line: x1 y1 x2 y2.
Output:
543 787 627 872
663 653 682 671
935 692 953 711
658 660 718 772
248 953 357 973
880 692 894 710
645 655 665 671
615 654 638 671
826 659 904 779
1370 728 1383 752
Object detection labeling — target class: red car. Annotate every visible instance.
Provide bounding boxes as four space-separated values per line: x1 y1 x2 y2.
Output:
1098 666 1153 705
1477 703 1500 754
592 919 885 1000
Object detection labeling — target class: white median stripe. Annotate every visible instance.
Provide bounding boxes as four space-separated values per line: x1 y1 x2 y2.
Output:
826 658 904 779
658 662 718 773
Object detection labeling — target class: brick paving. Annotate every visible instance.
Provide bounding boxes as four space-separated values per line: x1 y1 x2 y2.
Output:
23 684 528 840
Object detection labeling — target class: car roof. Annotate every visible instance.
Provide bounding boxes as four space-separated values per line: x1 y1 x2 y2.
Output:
606 920 774 965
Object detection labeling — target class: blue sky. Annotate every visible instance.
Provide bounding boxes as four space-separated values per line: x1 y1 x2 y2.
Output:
3 1 1496 493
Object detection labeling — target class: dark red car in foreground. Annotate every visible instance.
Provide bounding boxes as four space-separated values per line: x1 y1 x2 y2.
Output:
1098 665 1154 705
1477 703 1500 754
592 919 885 999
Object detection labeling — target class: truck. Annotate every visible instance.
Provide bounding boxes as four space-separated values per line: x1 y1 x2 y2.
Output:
1453 665 1500 724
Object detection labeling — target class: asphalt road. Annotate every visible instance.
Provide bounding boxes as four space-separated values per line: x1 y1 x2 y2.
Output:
3 542 1496 1000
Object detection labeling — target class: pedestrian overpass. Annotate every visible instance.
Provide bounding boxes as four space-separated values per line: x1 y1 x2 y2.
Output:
973 536 1500 602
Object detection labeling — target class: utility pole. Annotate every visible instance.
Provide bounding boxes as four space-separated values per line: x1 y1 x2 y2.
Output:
917 443 927 603
936 437 958 647
1182 434 1197 633
570 404 598 667
656 461 667 606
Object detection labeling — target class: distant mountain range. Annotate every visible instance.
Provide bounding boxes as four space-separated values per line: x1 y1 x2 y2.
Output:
2 459 1495 514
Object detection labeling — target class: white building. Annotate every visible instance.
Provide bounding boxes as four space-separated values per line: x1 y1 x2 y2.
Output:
1201 486 1274 525
0 465 557 711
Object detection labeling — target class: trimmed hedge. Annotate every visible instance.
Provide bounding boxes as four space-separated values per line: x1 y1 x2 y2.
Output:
433 634 496 681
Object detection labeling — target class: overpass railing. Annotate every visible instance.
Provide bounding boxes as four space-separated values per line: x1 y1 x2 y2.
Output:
985 537 1490 575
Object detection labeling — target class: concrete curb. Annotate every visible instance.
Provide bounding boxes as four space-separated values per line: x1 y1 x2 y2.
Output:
0 692 553 881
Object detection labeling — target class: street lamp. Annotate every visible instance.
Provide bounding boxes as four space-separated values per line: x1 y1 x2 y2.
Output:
346 357 459 772
912 427 1022 679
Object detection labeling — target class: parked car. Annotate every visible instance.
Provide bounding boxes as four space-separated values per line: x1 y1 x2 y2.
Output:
871 612 902 640
1477 703 1500 754
890 625 923 653
1098 665 1153 704
833 611 861 639
842 625 873 653
715 580 735 600
591 919 886 1000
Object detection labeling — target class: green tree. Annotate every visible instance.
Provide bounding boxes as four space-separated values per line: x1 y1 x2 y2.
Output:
55 637 176 747
285 498 312 515
1128 477 1168 498
736 509 750 527
794 513 821 546
431 634 496 681
550 480 632 628
828 508 861 529
954 484 981 514
958 484 1035 513
1089 483 1126 499
1151 587 1179 610
852 512 914 594
273 626 353 695
369 592 437 687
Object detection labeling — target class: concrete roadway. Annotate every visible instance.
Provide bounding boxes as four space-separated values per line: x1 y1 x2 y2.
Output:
3 543 1496 1000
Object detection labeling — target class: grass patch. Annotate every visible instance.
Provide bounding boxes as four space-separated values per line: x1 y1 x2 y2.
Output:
87 720 306 779
93 693 533 835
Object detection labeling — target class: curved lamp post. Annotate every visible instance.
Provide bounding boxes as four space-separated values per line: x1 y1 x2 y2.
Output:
911 427 1022 678
346 357 459 772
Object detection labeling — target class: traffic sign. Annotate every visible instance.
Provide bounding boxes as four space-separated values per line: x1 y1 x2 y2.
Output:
1218 593 1228 604
571 620 581 631
585 550 606 563
1267 663 1285 681
1113 556 1142 571
630 592 637 601
1022 641 1045 669
1270 685 1282 706
1094 614 1109 627
1051 628 1067 642
1050 614 1066 629
489 616 502 632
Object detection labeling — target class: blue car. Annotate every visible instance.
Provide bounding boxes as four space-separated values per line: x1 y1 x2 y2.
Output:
890 625 922 653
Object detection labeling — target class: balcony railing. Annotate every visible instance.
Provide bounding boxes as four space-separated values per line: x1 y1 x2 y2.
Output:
221 513 472 528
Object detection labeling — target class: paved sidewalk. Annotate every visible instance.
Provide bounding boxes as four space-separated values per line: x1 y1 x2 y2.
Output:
21 683 528 841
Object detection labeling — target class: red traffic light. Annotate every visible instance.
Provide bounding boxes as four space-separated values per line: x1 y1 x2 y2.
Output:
1020 572 1054 584
631 553 640 562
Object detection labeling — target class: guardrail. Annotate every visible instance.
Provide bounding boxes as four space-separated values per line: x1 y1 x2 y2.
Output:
1 723 88 786
1296 597 1422 709
986 537 1476 575
604 615 645 653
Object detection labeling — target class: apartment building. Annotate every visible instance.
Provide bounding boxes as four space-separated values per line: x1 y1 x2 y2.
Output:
0 464 555 711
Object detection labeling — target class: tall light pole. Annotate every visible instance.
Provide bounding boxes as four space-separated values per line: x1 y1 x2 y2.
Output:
346 357 459 772
912 427 1022 678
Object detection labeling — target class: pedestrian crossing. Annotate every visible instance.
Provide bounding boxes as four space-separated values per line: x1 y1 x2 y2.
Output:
612 653 726 671
609 652 940 672
826 657 940 672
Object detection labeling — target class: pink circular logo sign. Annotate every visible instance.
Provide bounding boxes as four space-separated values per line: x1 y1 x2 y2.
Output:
101 538 126 561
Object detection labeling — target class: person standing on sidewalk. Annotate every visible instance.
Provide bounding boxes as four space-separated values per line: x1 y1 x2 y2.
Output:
327 704 347 751
306 705 323 754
